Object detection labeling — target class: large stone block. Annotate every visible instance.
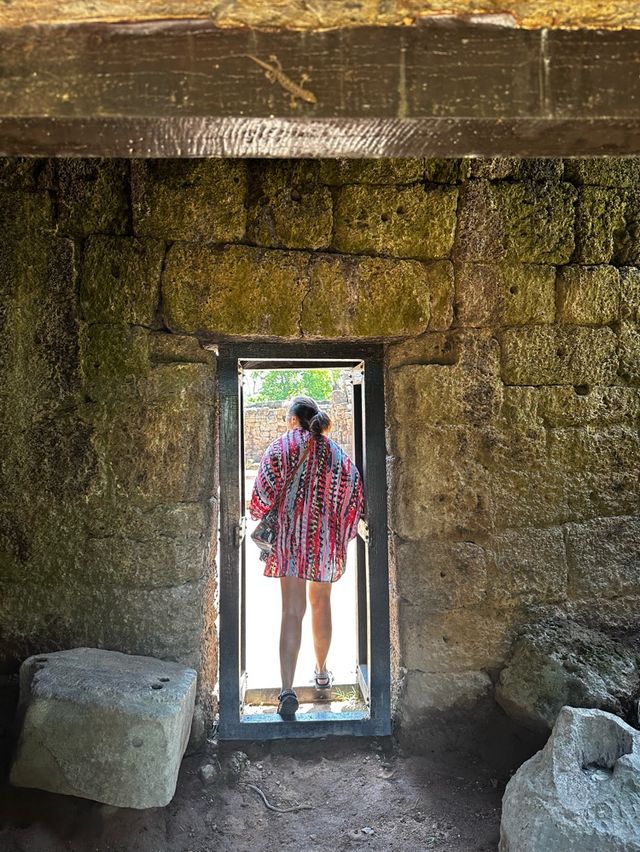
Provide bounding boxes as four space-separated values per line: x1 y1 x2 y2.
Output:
563 157 640 187
318 158 424 185
556 265 620 325
162 243 307 337
132 159 247 242
247 159 332 250
573 187 626 263
333 184 458 259
80 323 151 404
499 325 618 385
535 385 640 427
80 237 165 326
486 527 567 606
496 620 640 735
10 648 196 808
455 263 555 326
56 159 129 237
302 255 452 338
500 707 640 851
566 516 640 600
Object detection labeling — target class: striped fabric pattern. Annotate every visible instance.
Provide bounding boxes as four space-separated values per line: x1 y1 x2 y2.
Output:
249 426 364 582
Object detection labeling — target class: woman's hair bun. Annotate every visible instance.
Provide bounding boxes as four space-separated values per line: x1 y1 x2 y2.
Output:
310 411 331 436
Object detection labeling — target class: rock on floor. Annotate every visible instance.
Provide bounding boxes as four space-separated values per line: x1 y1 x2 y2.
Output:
10 648 197 809
500 706 640 851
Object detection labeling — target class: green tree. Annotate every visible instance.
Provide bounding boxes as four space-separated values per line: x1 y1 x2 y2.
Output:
250 369 338 402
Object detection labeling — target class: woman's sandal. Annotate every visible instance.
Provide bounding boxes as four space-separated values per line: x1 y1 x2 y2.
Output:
313 670 333 691
277 689 299 719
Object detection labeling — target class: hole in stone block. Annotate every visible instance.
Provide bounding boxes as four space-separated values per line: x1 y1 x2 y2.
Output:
110 264 121 279
556 348 566 358
290 190 302 202
509 285 518 294
151 684 163 690
396 207 405 215
158 677 170 682
574 384 590 396
35 657 48 663
380 213 390 222
132 737 144 748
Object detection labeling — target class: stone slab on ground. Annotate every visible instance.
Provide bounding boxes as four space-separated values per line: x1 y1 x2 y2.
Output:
500 706 640 851
10 648 197 809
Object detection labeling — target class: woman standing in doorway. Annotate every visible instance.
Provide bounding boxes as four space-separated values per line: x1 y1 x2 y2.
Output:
249 396 364 719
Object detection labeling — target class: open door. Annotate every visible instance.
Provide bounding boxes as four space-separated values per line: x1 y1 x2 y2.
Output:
218 343 390 739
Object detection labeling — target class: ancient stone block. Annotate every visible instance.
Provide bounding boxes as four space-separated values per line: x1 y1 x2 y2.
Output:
618 321 640 384
80 324 151 403
386 331 459 370
557 265 620 325
162 243 307 337
149 331 215 365
401 669 492 725
536 385 640 427
132 159 247 241
10 649 196 808
486 527 567 606
500 707 640 852
395 537 487 610
423 159 469 183
564 157 640 186
87 362 215 504
246 159 332 250
497 181 576 263
573 187 626 263
318 158 424 185
399 602 517 672
302 255 451 338
333 184 458 259
467 159 564 182
499 326 618 385
455 263 555 326
454 179 505 261
620 267 640 323
612 188 640 264
80 236 165 326
566 516 640 600
496 620 640 734
57 159 129 237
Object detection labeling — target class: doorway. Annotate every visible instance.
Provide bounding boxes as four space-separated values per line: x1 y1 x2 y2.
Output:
217 342 390 739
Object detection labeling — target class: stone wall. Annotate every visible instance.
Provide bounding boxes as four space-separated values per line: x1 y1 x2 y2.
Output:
244 395 352 464
0 156 638 756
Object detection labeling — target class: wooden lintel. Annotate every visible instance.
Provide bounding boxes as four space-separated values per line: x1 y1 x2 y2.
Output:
1 21 640 157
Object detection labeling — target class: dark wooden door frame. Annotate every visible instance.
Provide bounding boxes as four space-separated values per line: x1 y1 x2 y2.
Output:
2 19 640 157
217 341 391 740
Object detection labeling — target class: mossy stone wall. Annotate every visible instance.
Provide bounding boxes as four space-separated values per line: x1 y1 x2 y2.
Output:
0 156 639 751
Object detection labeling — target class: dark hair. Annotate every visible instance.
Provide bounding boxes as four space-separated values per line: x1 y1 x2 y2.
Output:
288 396 331 437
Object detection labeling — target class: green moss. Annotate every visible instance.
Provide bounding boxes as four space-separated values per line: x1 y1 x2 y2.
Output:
564 158 640 187
333 185 458 260
497 181 577 263
132 159 247 242
247 160 332 250
162 243 307 337
574 187 625 264
319 158 424 185
57 159 129 237
302 255 437 338
80 323 151 403
80 236 165 326
556 265 620 325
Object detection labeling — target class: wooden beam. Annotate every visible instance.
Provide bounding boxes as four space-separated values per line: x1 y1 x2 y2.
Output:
1 20 640 157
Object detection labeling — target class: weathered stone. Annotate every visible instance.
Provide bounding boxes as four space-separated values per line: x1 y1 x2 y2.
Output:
566 516 640 600
564 157 640 186
400 669 492 727
500 707 640 852
318 158 424 185
149 331 215 365
80 324 151 403
466 158 520 180
80 236 165 326
496 620 640 734
399 602 517 672
498 181 576 263
618 321 640 384
486 527 567 606
132 159 247 242
162 243 307 336
0 158 37 190
423 159 469 183
557 265 620 325
386 330 458 370
499 326 618 385
247 159 332 250
86 362 215 504
333 184 458 259
454 179 504 261
620 267 640 323
302 256 452 338
395 537 487 610
455 263 556 326
536 385 640 427
10 648 196 808
57 159 129 237
573 187 626 263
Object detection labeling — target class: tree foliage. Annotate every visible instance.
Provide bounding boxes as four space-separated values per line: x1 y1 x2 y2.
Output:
249 369 338 403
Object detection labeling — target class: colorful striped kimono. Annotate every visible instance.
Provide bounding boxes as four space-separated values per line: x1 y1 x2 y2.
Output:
249 426 364 582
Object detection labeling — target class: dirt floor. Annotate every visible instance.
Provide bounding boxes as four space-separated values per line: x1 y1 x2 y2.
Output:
0 736 504 852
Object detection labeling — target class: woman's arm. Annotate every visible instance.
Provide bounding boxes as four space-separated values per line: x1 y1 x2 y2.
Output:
249 439 284 520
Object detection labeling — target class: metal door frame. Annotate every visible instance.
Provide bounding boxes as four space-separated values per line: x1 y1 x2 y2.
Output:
217 341 390 739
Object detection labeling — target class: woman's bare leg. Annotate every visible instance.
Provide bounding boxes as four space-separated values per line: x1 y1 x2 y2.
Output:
308 581 332 673
279 576 307 691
